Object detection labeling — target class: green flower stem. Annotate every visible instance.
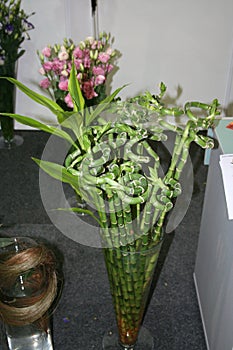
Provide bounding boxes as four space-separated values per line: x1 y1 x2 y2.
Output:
106 189 125 248
106 189 118 228
174 139 192 181
122 204 134 245
184 101 211 113
112 194 126 247
142 140 160 169
92 188 113 247
159 119 183 134
140 184 159 233
155 210 166 237
165 131 184 181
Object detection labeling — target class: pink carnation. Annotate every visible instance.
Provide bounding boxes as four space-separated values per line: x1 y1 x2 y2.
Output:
91 41 97 50
39 78 51 89
74 58 82 70
52 59 65 74
92 66 105 76
39 67 45 75
42 47 51 57
97 41 102 50
83 56 91 68
43 61 53 72
83 49 90 58
64 93 74 108
73 47 83 59
106 47 113 55
82 80 98 100
58 50 69 61
86 36 95 45
98 52 110 63
77 72 82 82
58 78 69 91
95 75 105 86
107 64 113 73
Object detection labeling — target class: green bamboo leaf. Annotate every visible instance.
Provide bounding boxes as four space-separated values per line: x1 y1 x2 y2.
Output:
32 158 80 193
0 77 64 117
61 112 85 149
68 62 85 112
0 113 77 147
85 84 127 126
56 110 74 125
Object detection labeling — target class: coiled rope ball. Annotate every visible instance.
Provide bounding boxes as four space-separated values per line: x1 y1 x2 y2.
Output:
0 237 58 328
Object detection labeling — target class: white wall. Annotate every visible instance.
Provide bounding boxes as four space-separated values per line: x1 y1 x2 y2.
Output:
98 0 233 109
14 0 233 129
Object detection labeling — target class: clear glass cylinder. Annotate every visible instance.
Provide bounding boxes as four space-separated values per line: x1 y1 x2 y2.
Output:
0 62 24 149
0 62 16 143
0 237 58 350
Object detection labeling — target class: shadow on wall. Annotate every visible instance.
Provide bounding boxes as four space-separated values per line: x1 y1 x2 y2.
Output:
225 102 233 117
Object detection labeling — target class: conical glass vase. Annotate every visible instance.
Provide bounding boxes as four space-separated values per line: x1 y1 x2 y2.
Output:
102 238 163 350
0 237 58 350
0 62 23 149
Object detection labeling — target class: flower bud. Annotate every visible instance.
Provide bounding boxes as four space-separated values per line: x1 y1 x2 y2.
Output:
38 52 44 61
85 36 94 45
61 69 69 77
111 50 116 57
79 41 86 49
77 72 82 81
54 44 59 53
39 67 45 75
93 50 98 60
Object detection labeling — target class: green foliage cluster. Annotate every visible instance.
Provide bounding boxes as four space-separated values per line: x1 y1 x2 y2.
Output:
0 64 220 249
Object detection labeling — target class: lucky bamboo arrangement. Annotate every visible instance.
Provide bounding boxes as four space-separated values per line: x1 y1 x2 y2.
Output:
0 64 221 348
0 65 220 246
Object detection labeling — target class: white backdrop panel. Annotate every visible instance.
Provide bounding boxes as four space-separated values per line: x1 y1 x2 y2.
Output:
98 0 233 112
12 0 233 130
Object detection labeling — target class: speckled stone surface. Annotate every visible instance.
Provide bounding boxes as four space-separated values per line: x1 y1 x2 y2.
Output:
0 131 208 349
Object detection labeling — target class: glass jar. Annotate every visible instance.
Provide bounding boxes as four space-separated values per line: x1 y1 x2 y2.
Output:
0 237 58 350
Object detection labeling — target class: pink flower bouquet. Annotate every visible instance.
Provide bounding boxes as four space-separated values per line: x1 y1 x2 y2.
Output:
38 32 118 109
